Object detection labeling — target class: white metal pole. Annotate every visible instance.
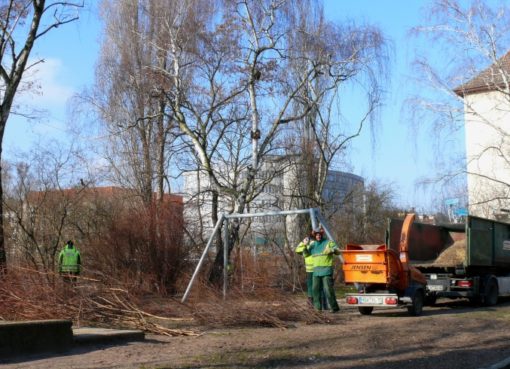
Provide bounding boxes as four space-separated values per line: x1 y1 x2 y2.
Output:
181 214 225 303
309 208 318 231
225 208 314 219
222 219 229 300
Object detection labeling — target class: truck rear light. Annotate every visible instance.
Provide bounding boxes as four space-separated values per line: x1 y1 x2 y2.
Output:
384 297 398 305
456 280 473 288
346 296 358 304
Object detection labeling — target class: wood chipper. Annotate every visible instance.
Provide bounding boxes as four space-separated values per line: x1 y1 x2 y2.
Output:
341 213 427 316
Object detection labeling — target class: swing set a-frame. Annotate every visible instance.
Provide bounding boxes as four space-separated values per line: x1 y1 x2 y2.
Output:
181 208 342 303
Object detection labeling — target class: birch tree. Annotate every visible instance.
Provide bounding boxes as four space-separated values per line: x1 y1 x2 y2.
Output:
161 0 388 281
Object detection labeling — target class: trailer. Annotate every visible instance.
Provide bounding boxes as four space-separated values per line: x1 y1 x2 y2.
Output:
388 215 510 306
341 214 428 316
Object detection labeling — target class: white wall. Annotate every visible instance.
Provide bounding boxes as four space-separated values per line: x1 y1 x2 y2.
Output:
464 90 510 218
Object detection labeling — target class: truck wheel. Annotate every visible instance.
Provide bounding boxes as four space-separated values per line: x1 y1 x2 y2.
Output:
358 307 374 315
468 296 481 306
483 279 498 306
407 290 424 316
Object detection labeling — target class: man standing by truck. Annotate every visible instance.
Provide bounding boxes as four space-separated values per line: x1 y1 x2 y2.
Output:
307 228 340 313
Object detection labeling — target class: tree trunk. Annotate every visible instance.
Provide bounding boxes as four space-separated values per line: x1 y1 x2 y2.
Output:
208 190 226 285
0 117 5 270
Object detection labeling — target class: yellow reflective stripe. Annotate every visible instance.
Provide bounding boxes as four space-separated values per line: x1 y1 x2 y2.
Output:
311 253 335 267
304 255 314 272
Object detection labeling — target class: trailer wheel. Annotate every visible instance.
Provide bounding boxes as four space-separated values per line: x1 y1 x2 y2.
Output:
483 279 498 306
358 307 374 315
407 290 424 316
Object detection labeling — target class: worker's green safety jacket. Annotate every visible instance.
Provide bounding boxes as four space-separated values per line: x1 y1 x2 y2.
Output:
306 239 339 277
295 241 314 273
58 245 81 273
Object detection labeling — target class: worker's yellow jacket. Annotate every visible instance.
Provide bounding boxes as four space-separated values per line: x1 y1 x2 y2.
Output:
295 241 314 273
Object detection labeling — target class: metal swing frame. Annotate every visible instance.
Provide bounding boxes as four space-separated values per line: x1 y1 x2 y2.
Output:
181 208 341 303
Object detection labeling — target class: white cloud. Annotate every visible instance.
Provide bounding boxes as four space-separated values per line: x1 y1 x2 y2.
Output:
16 57 75 110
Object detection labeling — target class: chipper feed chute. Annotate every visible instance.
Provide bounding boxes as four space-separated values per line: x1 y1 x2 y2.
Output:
342 244 403 288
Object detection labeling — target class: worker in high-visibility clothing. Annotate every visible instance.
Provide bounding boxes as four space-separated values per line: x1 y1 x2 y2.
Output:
295 235 314 305
58 240 81 284
307 228 340 312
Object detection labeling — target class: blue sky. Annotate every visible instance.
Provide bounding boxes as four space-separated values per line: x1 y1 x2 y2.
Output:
6 2 99 153
5 1 466 212
324 0 465 212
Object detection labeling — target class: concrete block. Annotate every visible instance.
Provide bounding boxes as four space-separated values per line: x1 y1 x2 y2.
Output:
73 327 145 344
0 319 73 357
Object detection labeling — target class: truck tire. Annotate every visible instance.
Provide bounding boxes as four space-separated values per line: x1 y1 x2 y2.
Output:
483 278 498 306
468 296 481 306
358 307 374 315
407 290 424 316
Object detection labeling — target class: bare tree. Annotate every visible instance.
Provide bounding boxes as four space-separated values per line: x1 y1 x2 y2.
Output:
92 0 177 205
93 0 390 286
409 0 510 218
0 0 82 269
164 0 390 282
283 2 388 217
3 140 96 278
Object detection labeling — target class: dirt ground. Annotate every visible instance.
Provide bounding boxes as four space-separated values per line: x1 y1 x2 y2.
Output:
3 298 510 369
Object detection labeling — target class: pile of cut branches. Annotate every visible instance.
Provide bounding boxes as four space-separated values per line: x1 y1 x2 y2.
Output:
189 284 333 329
0 267 336 334
0 267 198 337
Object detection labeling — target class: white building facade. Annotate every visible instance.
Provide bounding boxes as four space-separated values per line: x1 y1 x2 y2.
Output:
455 51 510 219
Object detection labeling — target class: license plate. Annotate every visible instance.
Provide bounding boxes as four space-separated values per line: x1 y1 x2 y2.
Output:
428 285 444 291
359 296 383 304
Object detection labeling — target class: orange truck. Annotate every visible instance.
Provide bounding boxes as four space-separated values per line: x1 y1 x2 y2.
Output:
341 213 427 315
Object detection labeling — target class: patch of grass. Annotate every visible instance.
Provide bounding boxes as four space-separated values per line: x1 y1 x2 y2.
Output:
159 348 317 369
469 307 510 321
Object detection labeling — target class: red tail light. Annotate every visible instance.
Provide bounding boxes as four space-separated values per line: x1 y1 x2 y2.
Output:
457 280 473 288
346 296 358 304
384 297 398 305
